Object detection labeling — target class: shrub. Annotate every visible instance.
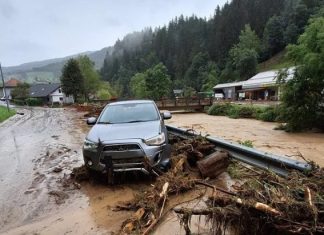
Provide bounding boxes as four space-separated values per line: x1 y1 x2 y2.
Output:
97 88 112 100
258 106 281 122
207 103 232 116
238 140 254 148
227 105 240 118
228 105 256 119
258 106 276 122
26 98 43 106
12 99 26 106
208 103 282 123
237 106 255 118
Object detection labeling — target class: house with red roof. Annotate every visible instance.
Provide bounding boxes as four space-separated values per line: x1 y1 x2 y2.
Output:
0 78 21 100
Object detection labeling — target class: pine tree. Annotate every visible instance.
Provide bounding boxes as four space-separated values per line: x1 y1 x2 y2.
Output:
60 59 84 102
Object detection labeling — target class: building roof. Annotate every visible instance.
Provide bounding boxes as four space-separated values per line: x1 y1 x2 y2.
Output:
242 67 295 89
213 81 244 89
29 83 61 98
0 78 21 88
213 67 295 90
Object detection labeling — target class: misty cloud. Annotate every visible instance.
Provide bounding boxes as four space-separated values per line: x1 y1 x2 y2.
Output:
1 0 227 66
0 1 16 19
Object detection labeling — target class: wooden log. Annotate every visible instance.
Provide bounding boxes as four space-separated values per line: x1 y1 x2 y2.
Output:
196 144 215 154
197 150 229 178
173 207 233 215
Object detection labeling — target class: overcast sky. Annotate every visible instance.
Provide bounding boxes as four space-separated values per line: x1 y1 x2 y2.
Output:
0 0 227 66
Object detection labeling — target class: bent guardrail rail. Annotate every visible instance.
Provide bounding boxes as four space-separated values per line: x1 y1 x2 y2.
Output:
166 125 312 177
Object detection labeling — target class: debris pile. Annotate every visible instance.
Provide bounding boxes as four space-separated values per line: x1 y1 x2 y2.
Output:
73 103 104 117
176 161 324 234
69 133 324 234
116 136 231 234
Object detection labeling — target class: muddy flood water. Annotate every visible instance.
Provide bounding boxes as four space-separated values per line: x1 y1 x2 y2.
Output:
166 113 324 166
1 108 323 234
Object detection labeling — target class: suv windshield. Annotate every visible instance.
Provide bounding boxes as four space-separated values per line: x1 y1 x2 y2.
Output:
98 103 159 124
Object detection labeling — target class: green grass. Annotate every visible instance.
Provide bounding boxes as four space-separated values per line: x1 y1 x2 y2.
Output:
238 140 254 148
0 106 16 122
257 50 294 72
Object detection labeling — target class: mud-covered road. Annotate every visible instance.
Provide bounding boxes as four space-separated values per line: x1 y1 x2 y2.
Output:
0 108 190 235
0 108 90 233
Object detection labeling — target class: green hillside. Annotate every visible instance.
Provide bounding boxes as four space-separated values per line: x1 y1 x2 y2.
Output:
257 50 294 72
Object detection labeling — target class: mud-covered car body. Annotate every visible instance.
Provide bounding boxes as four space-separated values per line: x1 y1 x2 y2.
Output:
83 100 171 177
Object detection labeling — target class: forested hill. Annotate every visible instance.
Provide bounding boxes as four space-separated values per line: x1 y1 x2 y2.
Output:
100 0 323 97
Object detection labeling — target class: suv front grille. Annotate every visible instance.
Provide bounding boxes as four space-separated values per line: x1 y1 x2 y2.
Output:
103 144 141 152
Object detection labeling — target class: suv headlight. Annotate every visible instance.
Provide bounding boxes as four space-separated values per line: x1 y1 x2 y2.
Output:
83 139 98 150
145 133 165 146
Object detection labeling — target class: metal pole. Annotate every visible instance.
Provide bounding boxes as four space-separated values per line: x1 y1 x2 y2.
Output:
0 63 10 112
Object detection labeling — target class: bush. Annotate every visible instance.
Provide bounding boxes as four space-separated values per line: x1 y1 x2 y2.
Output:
26 98 43 106
227 105 240 118
208 103 281 122
227 105 257 119
237 106 255 118
12 99 26 106
257 106 282 122
97 89 112 100
238 140 253 148
207 103 231 116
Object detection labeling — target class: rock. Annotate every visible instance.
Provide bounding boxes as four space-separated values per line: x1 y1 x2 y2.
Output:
53 167 63 173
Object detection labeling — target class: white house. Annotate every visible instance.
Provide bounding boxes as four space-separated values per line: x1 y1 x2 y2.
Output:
29 83 74 104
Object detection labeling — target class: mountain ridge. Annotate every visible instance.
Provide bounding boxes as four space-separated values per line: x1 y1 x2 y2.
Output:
2 46 112 83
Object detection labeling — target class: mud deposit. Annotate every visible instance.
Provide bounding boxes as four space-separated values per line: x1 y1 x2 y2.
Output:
0 108 88 234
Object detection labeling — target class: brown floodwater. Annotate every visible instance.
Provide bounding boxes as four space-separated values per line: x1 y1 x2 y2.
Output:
166 113 324 166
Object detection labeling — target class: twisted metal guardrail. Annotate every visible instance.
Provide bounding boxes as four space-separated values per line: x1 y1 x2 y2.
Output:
166 125 312 177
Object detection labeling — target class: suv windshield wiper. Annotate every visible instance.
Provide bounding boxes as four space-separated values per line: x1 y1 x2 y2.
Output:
97 121 111 124
126 120 150 123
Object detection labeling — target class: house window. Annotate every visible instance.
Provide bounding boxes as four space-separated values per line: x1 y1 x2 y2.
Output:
58 88 62 93
59 97 63 101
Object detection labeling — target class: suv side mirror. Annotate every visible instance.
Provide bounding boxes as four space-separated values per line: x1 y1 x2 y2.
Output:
162 111 172 120
87 117 97 125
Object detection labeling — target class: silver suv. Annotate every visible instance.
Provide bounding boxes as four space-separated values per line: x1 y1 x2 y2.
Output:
83 100 171 182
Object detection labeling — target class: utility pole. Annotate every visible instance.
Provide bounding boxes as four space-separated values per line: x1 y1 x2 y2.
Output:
0 63 10 112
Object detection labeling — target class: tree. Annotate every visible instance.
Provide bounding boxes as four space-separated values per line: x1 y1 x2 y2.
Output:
11 83 30 100
229 25 260 80
77 55 101 100
201 62 219 92
145 63 172 100
96 82 116 100
263 16 286 56
130 72 147 98
184 52 210 91
60 59 84 102
279 16 324 131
